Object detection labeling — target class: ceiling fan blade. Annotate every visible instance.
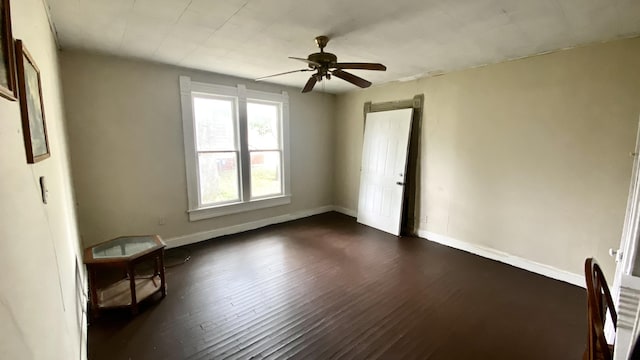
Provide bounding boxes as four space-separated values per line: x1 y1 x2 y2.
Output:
331 69 372 88
334 63 387 71
302 75 318 93
289 56 321 68
256 69 312 81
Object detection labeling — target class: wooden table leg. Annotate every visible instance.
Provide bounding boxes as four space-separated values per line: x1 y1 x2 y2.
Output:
128 263 138 315
159 249 167 297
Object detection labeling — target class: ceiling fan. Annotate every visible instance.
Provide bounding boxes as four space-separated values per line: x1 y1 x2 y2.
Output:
256 36 387 93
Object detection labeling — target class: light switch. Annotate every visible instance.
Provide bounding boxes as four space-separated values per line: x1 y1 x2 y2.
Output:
39 176 48 204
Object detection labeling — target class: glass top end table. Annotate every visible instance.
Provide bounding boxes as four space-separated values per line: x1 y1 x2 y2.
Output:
84 235 167 315
89 235 162 260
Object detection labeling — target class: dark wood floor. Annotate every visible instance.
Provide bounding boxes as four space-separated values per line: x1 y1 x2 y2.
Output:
88 212 586 360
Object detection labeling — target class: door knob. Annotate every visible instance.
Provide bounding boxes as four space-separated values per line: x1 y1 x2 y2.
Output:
609 248 623 262
396 182 405 185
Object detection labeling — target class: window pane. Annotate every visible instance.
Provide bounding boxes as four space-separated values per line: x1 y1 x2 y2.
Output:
247 102 279 150
198 152 239 204
193 96 236 151
250 151 282 198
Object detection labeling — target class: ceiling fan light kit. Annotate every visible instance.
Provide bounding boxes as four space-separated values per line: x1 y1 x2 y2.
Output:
256 36 387 93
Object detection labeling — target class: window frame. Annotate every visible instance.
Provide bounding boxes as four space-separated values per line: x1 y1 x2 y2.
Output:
180 76 291 221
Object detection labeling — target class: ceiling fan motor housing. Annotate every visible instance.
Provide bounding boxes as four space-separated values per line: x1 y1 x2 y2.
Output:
307 52 338 69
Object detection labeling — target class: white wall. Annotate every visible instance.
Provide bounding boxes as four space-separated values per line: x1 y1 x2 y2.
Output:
60 51 335 248
334 37 640 280
0 1 85 359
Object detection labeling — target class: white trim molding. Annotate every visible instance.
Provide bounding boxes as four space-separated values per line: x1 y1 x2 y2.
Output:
418 229 585 288
165 202 585 289
188 195 291 221
165 205 334 248
333 206 357 217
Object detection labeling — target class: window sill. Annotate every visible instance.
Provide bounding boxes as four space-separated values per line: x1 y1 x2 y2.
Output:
187 195 291 222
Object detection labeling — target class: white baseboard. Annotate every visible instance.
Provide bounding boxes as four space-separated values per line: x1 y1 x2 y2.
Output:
165 205 583 288
165 205 334 248
418 229 585 288
333 206 356 217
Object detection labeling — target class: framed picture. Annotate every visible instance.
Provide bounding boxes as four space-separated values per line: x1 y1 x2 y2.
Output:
16 40 50 163
0 0 16 100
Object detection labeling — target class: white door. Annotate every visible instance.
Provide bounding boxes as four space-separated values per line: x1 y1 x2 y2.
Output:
357 108 413 236
613 116 640 359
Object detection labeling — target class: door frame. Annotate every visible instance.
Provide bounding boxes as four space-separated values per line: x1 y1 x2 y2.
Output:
610 116 640 357
363 94 424 236
615 116 640 280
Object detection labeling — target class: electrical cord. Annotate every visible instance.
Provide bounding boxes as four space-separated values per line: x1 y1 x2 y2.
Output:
164 248 192 268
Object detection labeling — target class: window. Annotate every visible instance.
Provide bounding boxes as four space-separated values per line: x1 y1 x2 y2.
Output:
193 95 240 205
247 101 283 199
180 77 290 221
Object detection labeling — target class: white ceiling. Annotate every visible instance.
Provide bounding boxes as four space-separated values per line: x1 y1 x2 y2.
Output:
46 0 640 93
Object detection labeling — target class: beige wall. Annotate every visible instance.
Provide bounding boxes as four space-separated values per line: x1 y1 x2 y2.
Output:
335 37 640 279
60 51 335 247
0 1 85 359
58 36 639 282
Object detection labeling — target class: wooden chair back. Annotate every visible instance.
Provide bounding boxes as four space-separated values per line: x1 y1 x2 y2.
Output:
584 258 617 360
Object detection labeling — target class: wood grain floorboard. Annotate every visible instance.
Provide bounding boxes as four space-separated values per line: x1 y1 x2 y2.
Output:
88 212 586 359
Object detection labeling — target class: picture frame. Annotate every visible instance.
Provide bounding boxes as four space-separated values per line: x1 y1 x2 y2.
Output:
15 39 50 163
0 0 17 100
